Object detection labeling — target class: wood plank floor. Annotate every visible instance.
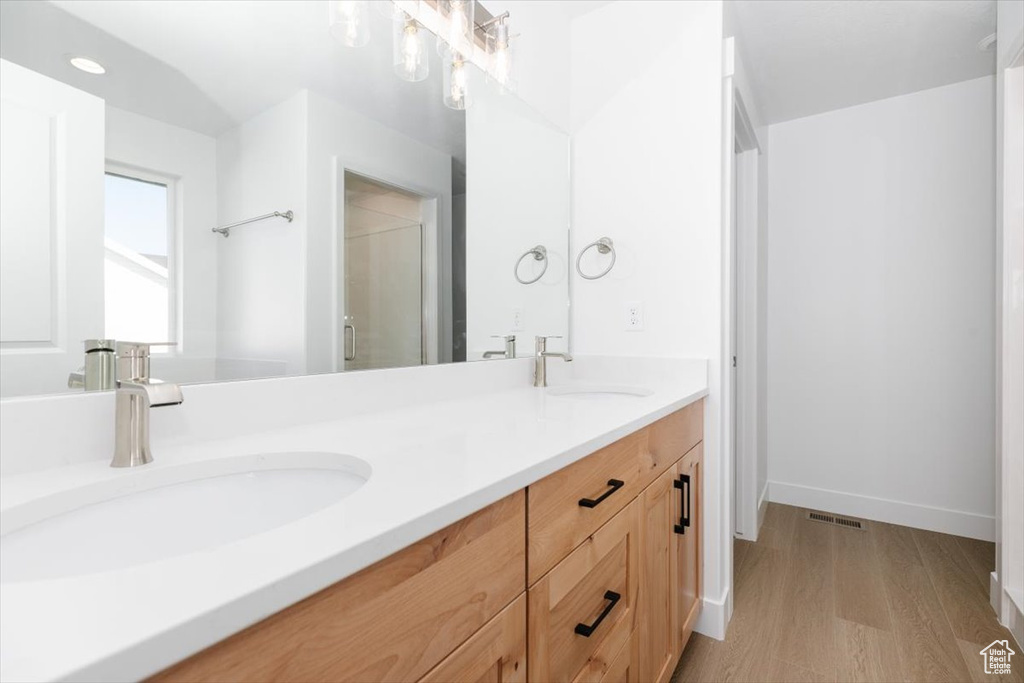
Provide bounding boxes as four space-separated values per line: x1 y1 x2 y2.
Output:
672 503 1021 683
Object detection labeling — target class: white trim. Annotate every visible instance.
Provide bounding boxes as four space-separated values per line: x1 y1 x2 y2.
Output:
993 571 1002 616
756 481 769 536
694 586 731 641
768 480 995 541
734 91 761 154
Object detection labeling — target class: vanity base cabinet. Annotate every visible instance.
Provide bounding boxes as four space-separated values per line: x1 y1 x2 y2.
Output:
151 491 526 683
419 594 528 683
638 465 680 683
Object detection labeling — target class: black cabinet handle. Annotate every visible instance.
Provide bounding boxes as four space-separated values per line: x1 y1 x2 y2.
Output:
574 590 621 637
674 473 691 534
578 479 624 508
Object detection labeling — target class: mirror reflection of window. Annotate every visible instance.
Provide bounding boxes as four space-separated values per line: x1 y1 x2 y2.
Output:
103 170 174 347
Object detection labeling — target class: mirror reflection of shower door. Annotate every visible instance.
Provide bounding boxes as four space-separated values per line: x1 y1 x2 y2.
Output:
343 172 424 371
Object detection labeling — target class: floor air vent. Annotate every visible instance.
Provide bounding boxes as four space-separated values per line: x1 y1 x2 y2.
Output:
806 510 864 530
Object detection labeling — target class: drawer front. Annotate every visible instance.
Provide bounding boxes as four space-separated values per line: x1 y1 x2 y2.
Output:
152 491 526 683
528 401 703 584
528 430 647 583
528 499 640 683
648 400 703 471
419 593 527 683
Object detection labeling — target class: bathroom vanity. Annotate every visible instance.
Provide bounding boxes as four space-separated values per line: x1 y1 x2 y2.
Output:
152 400 704 683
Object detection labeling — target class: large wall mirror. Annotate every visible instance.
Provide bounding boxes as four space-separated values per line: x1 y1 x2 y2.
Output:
0 0 570 398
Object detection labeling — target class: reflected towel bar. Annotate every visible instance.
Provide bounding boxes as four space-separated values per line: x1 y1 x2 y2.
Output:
212 210 293 238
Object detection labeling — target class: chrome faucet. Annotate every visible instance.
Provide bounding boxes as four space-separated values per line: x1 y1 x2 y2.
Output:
534 335 572 388
483 334 517 359
67 339 117 391
112 341 183 468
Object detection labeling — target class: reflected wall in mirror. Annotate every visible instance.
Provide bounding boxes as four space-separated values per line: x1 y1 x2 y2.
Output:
0 0 570 398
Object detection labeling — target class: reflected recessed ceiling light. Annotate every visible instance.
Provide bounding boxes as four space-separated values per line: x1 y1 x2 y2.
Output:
978 33 997 52
69 56 105 74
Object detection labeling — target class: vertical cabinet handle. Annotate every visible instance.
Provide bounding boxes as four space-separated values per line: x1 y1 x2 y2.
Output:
578 479 624 508
574 590 621 637
674 473 691 534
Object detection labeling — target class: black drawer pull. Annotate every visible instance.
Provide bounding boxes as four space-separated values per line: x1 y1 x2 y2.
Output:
578 479 624 508
574 590 621 637
674 473 691 534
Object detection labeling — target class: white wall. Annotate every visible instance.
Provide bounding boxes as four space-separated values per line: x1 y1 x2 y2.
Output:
767 76 996 540
466 70 570 358
105 106 218 381
569 0 728 636
216 92 309 376
304 89 453 372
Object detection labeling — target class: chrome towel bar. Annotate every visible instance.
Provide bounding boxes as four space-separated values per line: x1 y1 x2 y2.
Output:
213 210 294 238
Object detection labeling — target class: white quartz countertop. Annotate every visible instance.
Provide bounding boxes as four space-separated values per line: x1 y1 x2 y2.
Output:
0 358 707 682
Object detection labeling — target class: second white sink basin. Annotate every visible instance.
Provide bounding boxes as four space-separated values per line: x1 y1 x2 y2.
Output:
0 452 370 583
547 385 654 399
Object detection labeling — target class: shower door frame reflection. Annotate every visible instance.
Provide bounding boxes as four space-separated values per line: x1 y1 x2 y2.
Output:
334 162 442 372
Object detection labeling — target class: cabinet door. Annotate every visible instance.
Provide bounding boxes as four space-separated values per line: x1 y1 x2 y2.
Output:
675 444 702 648
419 594 527 683
638 466 678 683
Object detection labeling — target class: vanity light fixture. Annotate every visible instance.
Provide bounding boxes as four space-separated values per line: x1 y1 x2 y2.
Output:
330 0 370 47
394 13 428 81
68 56 105 74
443 48 472 110
438 0 475 56
483 12 513 91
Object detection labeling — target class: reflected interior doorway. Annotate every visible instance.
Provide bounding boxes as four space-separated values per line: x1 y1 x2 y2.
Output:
341 171 428 371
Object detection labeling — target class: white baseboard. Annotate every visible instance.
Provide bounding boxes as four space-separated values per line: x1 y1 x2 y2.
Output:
768 481 995 541
757 484 769 537
694 587 731 641
992 571 1002 616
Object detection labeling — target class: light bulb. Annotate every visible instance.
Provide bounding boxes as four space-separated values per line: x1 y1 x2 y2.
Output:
485 15 514 92
443 49 472 110
442 0 474 54
330 0 370 48
394 15 428 81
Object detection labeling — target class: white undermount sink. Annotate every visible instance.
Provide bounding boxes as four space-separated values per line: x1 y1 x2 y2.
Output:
547 385 654 399
0 452 370 583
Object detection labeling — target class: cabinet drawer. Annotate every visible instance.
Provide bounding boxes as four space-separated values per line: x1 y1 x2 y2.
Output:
528 401 703 584
649 400 703 469
152 491 526 683
419 594 527 683
528 499 640 683
528 430 648 583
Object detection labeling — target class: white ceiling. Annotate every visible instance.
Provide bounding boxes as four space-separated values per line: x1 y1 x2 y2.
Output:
729 0 997 125
0 0 467 165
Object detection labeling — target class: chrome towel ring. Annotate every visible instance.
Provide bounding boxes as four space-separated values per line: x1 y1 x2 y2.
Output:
576 237 616 280
515 245 548 285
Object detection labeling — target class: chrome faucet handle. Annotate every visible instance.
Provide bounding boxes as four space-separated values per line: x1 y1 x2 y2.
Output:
115 341 176 357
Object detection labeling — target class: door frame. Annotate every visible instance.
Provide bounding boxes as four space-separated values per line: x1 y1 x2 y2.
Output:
731 90 763 543
331 158 446 370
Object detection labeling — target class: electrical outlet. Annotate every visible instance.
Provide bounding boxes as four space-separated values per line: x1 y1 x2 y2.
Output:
512 308 524 332
625 302 644 331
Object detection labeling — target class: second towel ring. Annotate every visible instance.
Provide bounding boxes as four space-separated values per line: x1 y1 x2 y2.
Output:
515 245 548 285
576 237 616 280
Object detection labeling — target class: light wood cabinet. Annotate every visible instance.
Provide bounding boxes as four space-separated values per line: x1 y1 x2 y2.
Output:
419 594 527 683
638 466 680 683
676 443 703 648
152 491 526 683
528 499 640 683
154 400 704 683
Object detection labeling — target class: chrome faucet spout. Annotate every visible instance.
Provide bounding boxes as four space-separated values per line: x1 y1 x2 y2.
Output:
111 341 182 468
534 336 571 388
117 379 184 407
